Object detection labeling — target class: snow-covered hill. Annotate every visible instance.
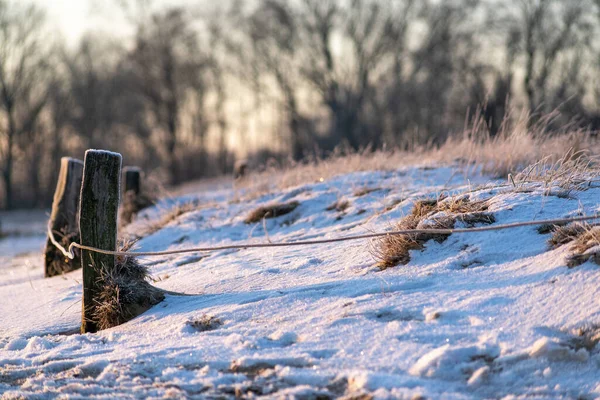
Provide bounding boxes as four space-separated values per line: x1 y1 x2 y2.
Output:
1 166 600 399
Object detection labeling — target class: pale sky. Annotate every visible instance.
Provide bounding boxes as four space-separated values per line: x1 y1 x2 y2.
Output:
30 0 126 47
30 0 198 48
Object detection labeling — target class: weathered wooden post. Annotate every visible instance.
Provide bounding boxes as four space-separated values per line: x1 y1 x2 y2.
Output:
80 150 122 333
120 165 155 225
44 157 84 277
122 166 141 195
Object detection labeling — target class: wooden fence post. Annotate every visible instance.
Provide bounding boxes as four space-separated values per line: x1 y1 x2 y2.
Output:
80 150 122 333
120 165 155 225
122 166 141 195
44 157 84 277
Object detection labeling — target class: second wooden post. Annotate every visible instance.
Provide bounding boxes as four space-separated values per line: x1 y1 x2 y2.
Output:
123 166 142 195
80 150 122 333
44 157 84 277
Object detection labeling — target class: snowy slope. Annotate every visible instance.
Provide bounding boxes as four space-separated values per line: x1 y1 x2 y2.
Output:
1 166 600 399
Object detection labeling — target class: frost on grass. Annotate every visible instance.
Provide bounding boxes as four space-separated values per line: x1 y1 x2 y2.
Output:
549 223 600 267
371 196 495 270
93 242 164 330
185 314 223 332
244 201 300 224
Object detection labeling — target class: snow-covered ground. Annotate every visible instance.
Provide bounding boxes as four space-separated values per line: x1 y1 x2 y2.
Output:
1 166 600 399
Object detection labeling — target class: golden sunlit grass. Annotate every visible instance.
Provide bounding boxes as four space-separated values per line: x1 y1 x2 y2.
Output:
371 196 494 270
353 187 380 197
326 198 350 212
234 110 597 201
244 201 300 224
549 223 600 267
93 241 164 330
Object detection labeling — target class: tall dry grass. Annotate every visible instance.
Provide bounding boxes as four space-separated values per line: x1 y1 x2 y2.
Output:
234 110 598 200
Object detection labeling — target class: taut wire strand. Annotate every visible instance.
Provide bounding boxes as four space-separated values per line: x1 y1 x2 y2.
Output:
48 215 600 260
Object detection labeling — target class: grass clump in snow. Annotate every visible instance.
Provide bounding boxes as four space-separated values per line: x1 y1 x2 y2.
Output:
326 198 350 212
547 223 588 249
372 196 494 270
92 241 164 330
512 150 600 197
567 324 600 351
235 110 598 201
549 223 600 267
353 187 379 197
186 315 223 332
244 201 299 224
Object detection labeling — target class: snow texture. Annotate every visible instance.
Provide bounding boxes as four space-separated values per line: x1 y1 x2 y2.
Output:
1 166 600 399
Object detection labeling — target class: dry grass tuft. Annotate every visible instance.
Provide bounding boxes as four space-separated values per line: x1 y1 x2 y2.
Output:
326 198 350 212
456 212 496 226
371 196 494 270
244 201 300 224
548 223 600 267
232 110 599 202
566 324 600 351
411 198 440 218
92 244 164 330
383 198 404 213
512 150 600 196
353 187 379 197
537 222 567 235
186 315 223 332
548 223 589 249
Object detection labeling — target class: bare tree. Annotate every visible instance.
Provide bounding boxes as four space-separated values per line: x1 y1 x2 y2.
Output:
128 7 208 184
500 0 595 116
302 0 417 148
0 1 52 209
207 20 229 173
243 0 308 160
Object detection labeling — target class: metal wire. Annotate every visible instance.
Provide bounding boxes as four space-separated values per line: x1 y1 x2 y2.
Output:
48 214 600 260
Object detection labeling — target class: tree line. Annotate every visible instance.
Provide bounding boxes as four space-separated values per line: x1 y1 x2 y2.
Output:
1 0 599 209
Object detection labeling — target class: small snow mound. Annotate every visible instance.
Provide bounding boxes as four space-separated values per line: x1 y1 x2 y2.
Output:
278 366 331 387
348 371 413 391
85 149 122 159
274 385 331 399
4 337 28 351
408 344 450 377
75 359 110 378
424 310 442 322
1 390 27 400
268 330 298 345
409 343 499 380
24 336 56 353
529 337 589 362
467 366 490 387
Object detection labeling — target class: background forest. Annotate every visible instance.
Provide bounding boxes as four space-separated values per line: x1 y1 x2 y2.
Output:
1 0 600 209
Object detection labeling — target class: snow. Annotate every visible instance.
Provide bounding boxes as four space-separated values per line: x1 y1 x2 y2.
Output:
1 165 600 398
62 157 84 165
85 149 122 159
